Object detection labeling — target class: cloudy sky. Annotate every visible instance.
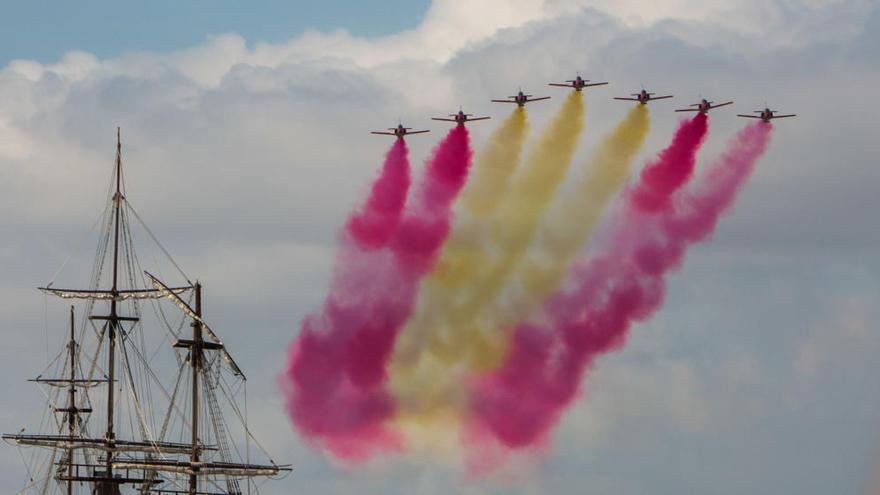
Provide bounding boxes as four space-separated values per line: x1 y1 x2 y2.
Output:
1 0 879 493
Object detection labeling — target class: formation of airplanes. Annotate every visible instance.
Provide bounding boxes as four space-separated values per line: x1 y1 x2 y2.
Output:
371 73 795 139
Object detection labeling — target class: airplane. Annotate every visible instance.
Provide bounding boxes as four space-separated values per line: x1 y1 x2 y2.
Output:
548 74 608 92
432 109 491 125
492 90 551 107
737 107 796 123
614 88 673 105
370 123 430 139
675 98 734 113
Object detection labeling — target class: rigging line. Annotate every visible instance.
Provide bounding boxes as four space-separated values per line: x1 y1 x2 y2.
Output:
204 369 242 495
80 325 106 424
36 338 68 378
216 371 275 464
36 446 56 495
45 192 111 290
79 325 106 433
121 206 161 437
119 335 157 447
13 441 36 487
142 251 191 364
245 380 251 495
138 358 186 495
43 293 48 363
124 199 192 284
123 329 194 431
15 466 54 495
158 360 188 447
133 342 189 440
88 189 113 293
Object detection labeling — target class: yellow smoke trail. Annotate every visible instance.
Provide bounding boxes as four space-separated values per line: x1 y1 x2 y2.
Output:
436 90 585 366
388 92 585 450
454 105 650 381
461 108 529 218
502 103 650 328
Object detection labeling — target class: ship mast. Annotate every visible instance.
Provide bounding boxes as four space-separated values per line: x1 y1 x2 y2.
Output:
190 282 202 495
105 126 122 486
65 306 77 495
67 307 76 495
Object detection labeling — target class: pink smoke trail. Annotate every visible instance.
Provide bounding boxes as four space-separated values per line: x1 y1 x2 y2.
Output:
467 122 772 463
630 113 707 213
346 139 411 250
283 125 472 461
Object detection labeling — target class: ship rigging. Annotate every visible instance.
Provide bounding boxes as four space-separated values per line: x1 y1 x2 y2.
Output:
3 129 291 494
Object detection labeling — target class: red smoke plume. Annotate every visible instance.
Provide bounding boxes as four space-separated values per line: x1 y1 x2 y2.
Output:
347 139 412 249
283 125 473 461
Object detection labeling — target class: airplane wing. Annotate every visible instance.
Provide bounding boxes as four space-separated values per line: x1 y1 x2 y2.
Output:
736 114 762 119
371 131 396 135
491 99 518 103
613 97 639 101
408 130 430 134
675 108 700 112
431 118 456 122
528 96 551 102
584 82 609 87
548 83 572 87
773 114 796 119
468 117 491 121
710 101 734 109
653 95 674 100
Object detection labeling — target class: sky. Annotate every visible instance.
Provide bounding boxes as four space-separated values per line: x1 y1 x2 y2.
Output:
0 0 431 66
0 0 879 494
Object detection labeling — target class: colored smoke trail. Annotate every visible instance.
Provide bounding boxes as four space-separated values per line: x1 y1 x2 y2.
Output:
384 109 529 451
502 104 650 329
459 108 530 218
467 121 771 461
387 93 584 435
423 108 530 290
630 112 707 213
387 108 529 395
346 139 411 250
282 125 472 461
440 90 585 361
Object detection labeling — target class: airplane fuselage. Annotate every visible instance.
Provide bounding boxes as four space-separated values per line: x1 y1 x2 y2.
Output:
760 109 773 122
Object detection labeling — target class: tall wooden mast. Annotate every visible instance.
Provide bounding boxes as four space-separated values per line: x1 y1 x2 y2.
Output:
66 306 76 495
190 282 202 495
107 126 121 481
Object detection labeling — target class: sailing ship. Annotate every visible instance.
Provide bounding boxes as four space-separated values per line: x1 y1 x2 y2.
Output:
3 130 291 494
